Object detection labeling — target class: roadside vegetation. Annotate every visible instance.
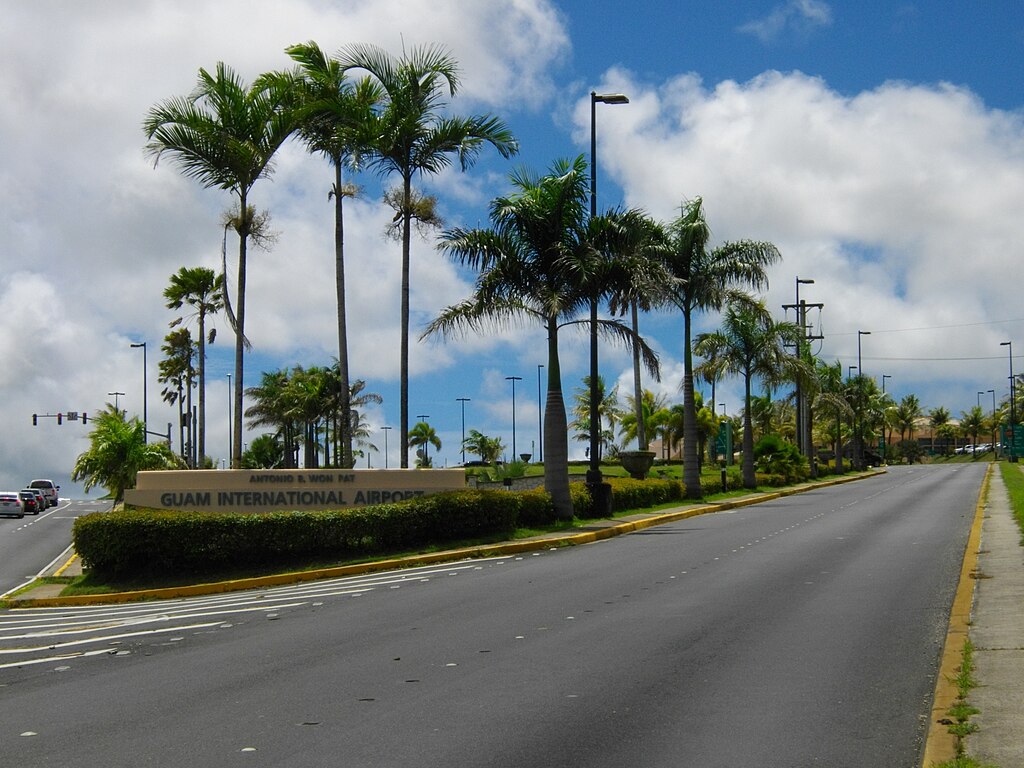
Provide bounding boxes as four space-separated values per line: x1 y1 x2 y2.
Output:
998 460 1024 539
933 639 998 768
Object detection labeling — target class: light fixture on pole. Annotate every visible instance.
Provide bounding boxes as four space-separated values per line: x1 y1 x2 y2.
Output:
588 90 629 513
989 388 997 451
456 398 471 465
856 331 870 469
130 342 147 443
978 391 985 408
1001 341 1016 462
506 376 522 458
382 426 392 469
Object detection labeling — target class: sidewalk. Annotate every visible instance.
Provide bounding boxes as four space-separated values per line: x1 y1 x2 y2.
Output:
967 466 1024 766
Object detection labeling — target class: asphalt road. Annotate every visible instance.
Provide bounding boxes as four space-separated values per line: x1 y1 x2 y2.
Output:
0 498 110 598
1 464 983 767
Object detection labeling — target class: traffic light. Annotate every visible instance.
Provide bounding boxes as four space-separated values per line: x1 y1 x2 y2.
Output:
82 412 88 424
57 413 62 425
32 414 38 426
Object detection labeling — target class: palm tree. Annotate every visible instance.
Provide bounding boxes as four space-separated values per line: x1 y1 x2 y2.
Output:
163 266 223 464
423 157 658 520
158 328 195 466
893 394 923 443
244 370 299 468
619 389 669 450
960 405 986 456
337 43 518 468
72 406 183 502
409 420 441 468
284 42 383 469
697 299 805 488
571 375 621 460
144 62 298 468
661 198 780 498
812 359 853 473
929 406 952 455
463 429 505 464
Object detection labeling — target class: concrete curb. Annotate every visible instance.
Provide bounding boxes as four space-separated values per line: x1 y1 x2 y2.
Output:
920 462 990 766
7 471 876 608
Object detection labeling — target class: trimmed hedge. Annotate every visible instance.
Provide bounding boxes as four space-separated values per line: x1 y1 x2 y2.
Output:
73 489 524 578
73 471 799 579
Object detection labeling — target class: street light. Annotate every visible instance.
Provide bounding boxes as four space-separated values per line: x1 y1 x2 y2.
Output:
978 391 985 408
130 342 147 443
989 388 997 452
588 90 629 513
226 373 232 464
856 331 871 469
456 398 471 465
506 376 522 459
1001 341 1016 462
881 375 891 461
381 426 392 469
537 364 544 463
108 391 125 412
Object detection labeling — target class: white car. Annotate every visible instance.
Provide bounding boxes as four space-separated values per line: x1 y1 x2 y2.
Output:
28 479 59 508
0 492 24 518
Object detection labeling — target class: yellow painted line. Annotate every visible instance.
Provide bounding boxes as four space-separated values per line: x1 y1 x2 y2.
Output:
920 462 990 767
53 554 78 577
10 471 879 608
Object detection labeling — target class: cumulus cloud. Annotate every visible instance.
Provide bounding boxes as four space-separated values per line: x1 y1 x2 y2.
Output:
585 67 1024 416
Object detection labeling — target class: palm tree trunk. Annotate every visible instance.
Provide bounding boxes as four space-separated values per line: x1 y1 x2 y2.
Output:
197 311 206 464
400 173 412 468
232 193 248 469
542 323 573 520
742 369 756 488
682 309 702 498
334 161 353 469
630 302 646 450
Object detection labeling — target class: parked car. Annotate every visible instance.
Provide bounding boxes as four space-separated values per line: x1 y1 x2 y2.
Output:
28 479 59 508
18 490 40 515
0 492 24 518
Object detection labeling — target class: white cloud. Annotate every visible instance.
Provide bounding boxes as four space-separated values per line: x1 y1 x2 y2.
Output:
738 0 834 43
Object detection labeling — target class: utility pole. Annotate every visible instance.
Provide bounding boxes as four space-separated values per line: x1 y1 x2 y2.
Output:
783 278 823 473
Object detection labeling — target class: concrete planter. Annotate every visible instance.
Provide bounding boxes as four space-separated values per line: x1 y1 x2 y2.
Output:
618 450 657 480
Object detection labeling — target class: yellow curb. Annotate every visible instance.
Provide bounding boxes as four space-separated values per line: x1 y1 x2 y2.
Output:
920 462 990 766
10 471 879 608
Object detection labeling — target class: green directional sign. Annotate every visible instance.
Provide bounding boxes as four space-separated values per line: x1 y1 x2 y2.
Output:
715 421 734 465
1001 424 1024 459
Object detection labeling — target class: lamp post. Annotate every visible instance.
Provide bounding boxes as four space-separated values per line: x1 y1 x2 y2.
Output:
130 341 147 443
537 364 544 463
226 373 232 464
506 376 522 459
108 391 125 412
382 426 392 469
989 388 997 452
1001 341 1017 462
589 90 629 511
855 331 871 468
456 397 471 465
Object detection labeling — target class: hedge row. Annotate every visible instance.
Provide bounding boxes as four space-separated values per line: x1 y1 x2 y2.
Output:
73 472 795 578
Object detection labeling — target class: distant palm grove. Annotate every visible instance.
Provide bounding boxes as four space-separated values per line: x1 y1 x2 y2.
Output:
122 39 1023 522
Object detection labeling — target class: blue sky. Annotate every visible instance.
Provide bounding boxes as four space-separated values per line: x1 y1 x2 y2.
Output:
2 0 1023 493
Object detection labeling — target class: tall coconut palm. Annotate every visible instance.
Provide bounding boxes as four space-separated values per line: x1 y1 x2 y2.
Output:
158 328 195 466
163 266 223 464
661 198 780 498
423 157 658 520
144 62 298 468
812 359 854 473
337 43 518 468
284 42 383 469
696 299 805 488
571 375 621 460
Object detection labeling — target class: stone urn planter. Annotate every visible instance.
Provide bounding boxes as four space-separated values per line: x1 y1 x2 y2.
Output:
618 450 657 480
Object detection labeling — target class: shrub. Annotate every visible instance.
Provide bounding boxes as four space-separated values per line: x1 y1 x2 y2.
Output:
754 434 810 483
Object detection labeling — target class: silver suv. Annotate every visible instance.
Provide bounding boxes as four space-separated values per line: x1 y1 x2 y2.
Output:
28 479 59 508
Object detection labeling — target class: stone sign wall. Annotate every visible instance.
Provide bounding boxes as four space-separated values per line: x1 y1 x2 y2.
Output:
124 468 466 513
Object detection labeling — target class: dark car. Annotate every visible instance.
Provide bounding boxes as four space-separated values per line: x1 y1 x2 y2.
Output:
18 490 40 515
